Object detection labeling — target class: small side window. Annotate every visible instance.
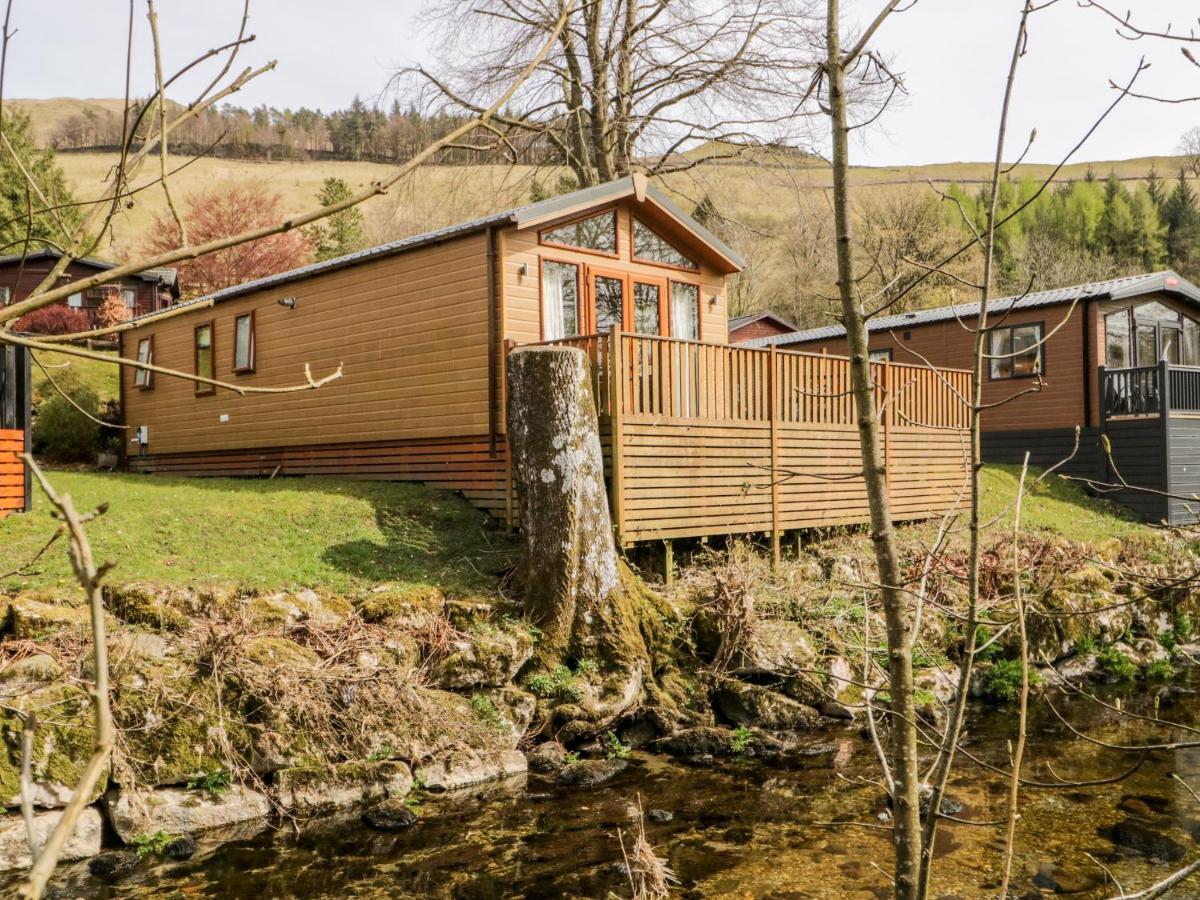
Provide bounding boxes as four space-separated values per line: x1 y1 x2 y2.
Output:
868 348 893 362
134 337 154 389
195 322 215 395
233 312 255 373
989 322 1043 380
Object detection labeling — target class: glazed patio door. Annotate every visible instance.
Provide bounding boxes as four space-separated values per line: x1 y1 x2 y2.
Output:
586 267 628 333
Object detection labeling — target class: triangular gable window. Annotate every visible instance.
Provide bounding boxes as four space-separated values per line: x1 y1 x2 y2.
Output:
540 210 617 254
632 218 698 270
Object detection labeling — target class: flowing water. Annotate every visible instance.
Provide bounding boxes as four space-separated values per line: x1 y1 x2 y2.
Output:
30 673 1200 899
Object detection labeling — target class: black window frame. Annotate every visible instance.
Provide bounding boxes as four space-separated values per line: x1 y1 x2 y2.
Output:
988 321 1044 381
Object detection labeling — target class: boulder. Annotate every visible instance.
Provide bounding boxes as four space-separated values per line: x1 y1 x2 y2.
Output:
557 758 627 788
354 585 445 627
0 805 103 872
1054 653 1098 683
713 682 821 732
415 749 527 792
0 680 107 809
105 784 270 842
658 726 775 758
273 760 413 815
723 619 817 676
431 627 534 690
526 742 570 773
362 799 419 832
104 582 192 631
88 850 141 880
4 594 95 638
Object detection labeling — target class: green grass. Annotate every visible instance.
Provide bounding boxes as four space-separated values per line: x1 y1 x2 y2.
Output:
0 471 514 595
973 464 1152 544
31 350 120 406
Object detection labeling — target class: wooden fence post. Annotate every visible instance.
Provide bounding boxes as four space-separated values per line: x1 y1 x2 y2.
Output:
882 360 893 503
769 343 780 569
608 324 625 545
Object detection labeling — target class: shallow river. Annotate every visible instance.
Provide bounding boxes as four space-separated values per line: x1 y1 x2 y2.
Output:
33 673 1200 899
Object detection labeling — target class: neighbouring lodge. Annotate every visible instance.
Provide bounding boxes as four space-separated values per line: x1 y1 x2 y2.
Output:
753 271 1200 524
118 175 972 546
0 249 180 327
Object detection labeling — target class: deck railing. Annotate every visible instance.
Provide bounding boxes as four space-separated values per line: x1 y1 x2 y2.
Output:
1102 363 1200 418
528 329 972 430
513 328 973 545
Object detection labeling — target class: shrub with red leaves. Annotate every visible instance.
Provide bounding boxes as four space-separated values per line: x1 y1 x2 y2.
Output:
14 304 91 335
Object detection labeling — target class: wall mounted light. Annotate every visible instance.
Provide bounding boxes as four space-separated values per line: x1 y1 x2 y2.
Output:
278 296 297 309
517 262 529 278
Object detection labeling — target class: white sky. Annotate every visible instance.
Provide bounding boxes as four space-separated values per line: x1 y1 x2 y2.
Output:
6 0 1199 167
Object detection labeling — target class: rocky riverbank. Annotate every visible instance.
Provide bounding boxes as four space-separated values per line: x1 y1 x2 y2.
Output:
2 530 1198 876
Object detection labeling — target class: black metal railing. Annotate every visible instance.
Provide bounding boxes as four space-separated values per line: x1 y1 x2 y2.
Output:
1101 363 1200 418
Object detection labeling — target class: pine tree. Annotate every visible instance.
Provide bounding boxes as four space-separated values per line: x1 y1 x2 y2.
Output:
0 110 80 250
306 177 367 262
1146 166 1166 209
1163 170 1200 279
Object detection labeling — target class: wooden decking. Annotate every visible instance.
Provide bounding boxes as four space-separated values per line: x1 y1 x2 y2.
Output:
525 330 972 544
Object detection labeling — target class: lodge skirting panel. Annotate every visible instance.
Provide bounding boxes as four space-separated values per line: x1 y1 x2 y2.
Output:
1103 417 1168 523
981 427 1102 482
1166 417 1200 525
126 435 511 519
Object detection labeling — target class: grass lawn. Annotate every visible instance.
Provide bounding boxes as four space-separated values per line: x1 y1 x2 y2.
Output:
968 464 1150 544
31 350 120 406
0 471 515 596
0 464 1153 598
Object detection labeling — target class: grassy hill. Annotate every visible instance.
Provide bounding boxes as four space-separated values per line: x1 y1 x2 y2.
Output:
49 150 1188 261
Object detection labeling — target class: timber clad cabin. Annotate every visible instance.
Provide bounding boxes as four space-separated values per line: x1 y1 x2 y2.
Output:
0 250 179 327
752 272 1200 524
0 344 31 517
120 175 972 545
728 311 798 344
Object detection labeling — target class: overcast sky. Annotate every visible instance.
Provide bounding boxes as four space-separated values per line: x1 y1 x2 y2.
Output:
6 1 1198 167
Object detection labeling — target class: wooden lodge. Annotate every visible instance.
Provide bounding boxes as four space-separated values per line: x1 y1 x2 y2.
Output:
119 176 972 545
0 250 179 327
0 344 31 517
753 272 1200 524
728 310 798 344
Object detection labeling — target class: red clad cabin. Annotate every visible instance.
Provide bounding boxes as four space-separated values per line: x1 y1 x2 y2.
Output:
728 311 798 344
0 250 179 328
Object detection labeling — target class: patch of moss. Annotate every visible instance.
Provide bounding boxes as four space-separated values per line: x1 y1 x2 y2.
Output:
354 586 445 624
0 682 107 804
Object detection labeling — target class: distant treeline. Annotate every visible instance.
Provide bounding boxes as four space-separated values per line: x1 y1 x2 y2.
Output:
48 97 558 166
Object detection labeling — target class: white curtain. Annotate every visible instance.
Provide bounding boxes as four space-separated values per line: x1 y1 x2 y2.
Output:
671 283 698 340
542 263 566 341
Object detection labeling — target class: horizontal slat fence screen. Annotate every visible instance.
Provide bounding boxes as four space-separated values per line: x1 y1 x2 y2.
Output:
522 329 973 543
0 429 24 516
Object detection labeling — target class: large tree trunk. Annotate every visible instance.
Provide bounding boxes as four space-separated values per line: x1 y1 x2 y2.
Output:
506 346 640 672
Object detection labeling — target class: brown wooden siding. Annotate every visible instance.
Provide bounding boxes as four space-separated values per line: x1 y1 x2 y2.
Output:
0 429 23 515
729 319 794 343
800 304 1088 432
122 232 494 455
